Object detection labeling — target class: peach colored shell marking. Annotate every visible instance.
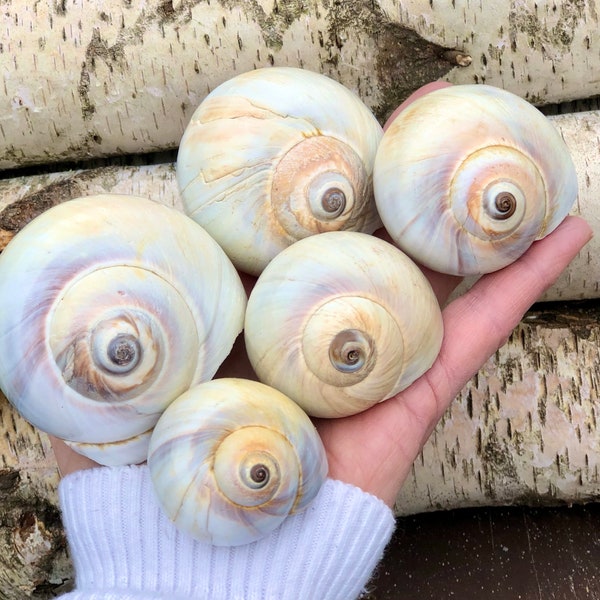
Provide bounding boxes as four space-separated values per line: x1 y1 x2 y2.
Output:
374 84 578 275
0 195 246 465
176 67 383 275
244 231 443 418
147 378 327 546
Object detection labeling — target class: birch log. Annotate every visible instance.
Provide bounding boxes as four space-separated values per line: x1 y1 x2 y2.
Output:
2 303 600 595
380 0 600 104
0 0 463 169
1 108 598 301
2 0 600 169
396 301 600 516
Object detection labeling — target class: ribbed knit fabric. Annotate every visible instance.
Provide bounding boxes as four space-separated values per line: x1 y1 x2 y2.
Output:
57 465 395 600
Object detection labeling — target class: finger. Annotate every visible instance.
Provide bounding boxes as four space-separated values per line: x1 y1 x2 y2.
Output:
49 435 100 478
427 215 593 413
373 229 463 305
383 81 453 131
356 215 592 504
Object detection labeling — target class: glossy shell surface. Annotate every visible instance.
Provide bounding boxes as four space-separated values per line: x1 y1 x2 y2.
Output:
0 195 247 449
176 67 383 275
244 231 444 418
147 378 328 546
373 84 578 275
65 429 153 466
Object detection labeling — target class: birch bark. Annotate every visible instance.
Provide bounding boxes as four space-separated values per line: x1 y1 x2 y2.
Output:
1 110 598 301
2 0 598 169
381 0 600 104
0 402 71 598
397 302 600 516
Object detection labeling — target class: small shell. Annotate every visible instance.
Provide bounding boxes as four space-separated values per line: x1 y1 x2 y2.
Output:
176 67 383 275
147 378 327 546
373 84 578 275
0 195 246 459
244 231 444 418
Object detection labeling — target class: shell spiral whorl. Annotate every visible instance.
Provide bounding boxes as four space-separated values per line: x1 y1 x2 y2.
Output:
147 378 328 546
373 84 578 275
244 231 444 418
0 195 247 460
176 67 383 275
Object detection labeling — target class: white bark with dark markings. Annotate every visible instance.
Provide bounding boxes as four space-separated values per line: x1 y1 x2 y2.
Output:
2 0 598 169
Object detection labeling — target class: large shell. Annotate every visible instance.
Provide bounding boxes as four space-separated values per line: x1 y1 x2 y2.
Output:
244 231 444 418
147 378 327 546
0 195 246 458
176 67 383 275
373 84 578 276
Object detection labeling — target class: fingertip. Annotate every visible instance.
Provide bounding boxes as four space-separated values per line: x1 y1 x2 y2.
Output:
528 215 594 272
460 214 592 323
383 81 453 131
556 214 593 242
432 214 593 400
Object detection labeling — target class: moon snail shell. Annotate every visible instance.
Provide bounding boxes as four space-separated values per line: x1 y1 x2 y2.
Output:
0 195 247 464
147 378 328 546
244 231 444 418
373 84 578 276
176 67 383 275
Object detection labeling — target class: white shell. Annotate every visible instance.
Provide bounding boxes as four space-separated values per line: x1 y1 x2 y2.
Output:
244 231 444 418
373 84 578 275
147 378 327 546
0 195 247 456
176 67 383 275
65 429 152 466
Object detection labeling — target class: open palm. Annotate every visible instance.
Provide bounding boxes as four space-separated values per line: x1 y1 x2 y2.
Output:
314 216 591 506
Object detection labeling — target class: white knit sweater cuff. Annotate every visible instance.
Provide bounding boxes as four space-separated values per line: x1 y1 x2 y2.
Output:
58 465 395 600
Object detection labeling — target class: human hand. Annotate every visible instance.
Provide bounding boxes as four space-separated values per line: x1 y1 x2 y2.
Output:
50 83 592 511
314 215 591 506
52 215 590 498
50 85 455 476
313 80 592 507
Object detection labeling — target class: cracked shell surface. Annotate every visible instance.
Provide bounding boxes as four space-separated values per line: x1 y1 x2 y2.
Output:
176 67 383 275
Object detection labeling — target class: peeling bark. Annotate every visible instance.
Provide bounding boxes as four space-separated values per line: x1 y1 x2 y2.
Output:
0 163 180 249
0 397 73 597
380 0 600 104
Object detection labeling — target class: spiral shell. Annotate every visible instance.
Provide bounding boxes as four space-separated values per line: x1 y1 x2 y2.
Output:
373 84 578 275
147 378 327 546
176 67 383 275
244 231 444 418
0 195 246 459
